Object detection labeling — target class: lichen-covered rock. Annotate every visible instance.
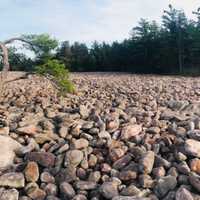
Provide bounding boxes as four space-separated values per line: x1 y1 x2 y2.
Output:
0 172 25 188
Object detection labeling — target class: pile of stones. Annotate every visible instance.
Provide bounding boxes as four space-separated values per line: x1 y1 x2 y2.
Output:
0 73 200 200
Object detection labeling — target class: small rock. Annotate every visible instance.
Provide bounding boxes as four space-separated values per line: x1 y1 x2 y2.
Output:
88 171 101 182
99 182 119 199
175 152 187 161
185 139 200 157
107 119 119 133
178 175 189 185
146 127 160 134
190 159 200 174
40 172 55 183
25 161 39 182
44 183 57 196
101 163 112 173
139 151 155 174
113 154 132 170
189 173 200 192
176 187 193 200
18 196 32 200
72 194 87 200
0 172 25 188
56 143 69 154
163 191 176 200
112 197 150 200
0 127 9 135
77 167 87 180
120 185 141 196
119 170 137 181
176 161 191 175
88 154 98 167
152 167 166 178
154 155 171 169
18 138 38 155
75 181 97 190
139 174 154 188
65 150 84 167
98 131 111 140
0 135 22 169
110 148 125 162
25 182 46 200
17 125 38 135
60 182 75 199
27 152 55 167
82 121 94 130
154 175 177 198
55 166 77 183
72 139 89 149
34 134 52 144
80 105 90 119
46 196 60 200
59 126 68 138
0 189 19 200
121 124 142 140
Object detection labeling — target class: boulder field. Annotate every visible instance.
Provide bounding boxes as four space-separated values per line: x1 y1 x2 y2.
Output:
0 72 200 199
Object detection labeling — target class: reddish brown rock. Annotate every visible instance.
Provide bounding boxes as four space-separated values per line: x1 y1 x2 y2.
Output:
25 161 39 182
17 125 38 135
190 159 200 174
27 152 55 167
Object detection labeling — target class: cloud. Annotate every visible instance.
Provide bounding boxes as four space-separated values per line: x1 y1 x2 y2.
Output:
0 0 199 44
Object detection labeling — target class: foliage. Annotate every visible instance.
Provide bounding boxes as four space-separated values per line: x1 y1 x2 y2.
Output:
36 59 75 94
22 34 58 61
8 47 34 71
0 34 58 71
3 5 200 75
56 4 200 75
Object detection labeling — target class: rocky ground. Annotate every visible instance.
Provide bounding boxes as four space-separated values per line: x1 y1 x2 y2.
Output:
1 72 200 200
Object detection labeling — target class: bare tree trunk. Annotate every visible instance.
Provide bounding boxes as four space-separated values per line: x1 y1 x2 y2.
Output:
0 42 10 71
0 37 33 72
0 37 34 102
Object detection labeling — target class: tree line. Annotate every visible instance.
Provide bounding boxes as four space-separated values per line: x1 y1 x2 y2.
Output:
1 5 200 75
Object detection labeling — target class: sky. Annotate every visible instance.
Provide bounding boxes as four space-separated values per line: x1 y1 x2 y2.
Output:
0 0 200 45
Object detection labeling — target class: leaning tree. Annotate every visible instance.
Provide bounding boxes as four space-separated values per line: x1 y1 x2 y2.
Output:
0 37 34 71
0 34 58 71
0 34 58 100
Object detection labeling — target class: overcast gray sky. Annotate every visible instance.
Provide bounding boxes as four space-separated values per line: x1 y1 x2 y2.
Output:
0 0 199 44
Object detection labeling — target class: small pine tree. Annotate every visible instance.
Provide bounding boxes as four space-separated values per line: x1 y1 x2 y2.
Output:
36 59 75 95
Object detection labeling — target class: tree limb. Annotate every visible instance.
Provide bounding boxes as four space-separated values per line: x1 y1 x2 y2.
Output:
0 37 35 71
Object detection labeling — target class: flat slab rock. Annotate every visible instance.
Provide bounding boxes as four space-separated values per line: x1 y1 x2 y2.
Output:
0 135 22 169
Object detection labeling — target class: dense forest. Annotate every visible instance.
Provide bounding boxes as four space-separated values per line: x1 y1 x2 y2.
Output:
1 5 200 74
